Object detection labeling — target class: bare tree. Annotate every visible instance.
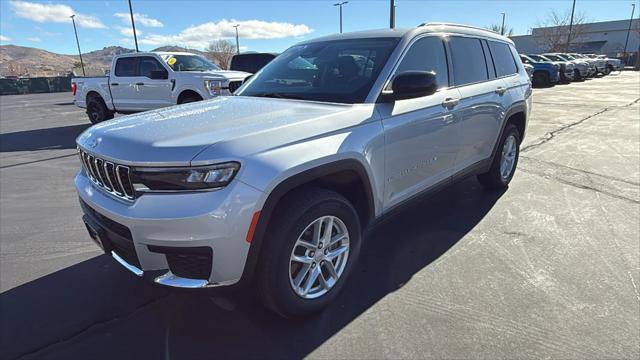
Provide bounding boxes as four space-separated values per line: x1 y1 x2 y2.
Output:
535 9 588 52
487 24 513 37
205 40 237 70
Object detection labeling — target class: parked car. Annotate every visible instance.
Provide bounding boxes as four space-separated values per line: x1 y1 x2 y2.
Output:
520 54 560 87
543 53 591 80
76 23 531 317
585 54 623 74
569 53 606 75
523 63 534 79
72 52 251 123
230 52 278 74
527 54 575 82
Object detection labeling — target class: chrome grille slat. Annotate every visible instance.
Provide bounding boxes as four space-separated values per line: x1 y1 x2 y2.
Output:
78 149 135 201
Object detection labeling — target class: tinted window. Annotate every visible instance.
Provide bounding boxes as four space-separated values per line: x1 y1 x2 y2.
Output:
449 37 488 86
114 57 136 77
230 53 277 73
394 36 448 88
138 56 164 78
239 38 400 104
489 41 518 77
482 40 496 79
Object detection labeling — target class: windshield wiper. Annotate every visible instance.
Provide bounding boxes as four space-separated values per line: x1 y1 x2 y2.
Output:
250 92 304 100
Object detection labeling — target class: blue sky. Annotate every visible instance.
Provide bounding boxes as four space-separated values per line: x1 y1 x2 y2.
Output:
0 0 638 55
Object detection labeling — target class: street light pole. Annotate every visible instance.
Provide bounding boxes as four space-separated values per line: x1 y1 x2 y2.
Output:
500 12 506 35
566 0 577 52
233 24 240 55
70 15 85 76
622 3 636 66
333 1 348 33
128 0 139 52
390 0 395 29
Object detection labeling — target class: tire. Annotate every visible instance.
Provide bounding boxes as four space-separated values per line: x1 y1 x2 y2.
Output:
256 187 362 318
178 95 202 104
86 96 114 124
604 65 612 75
477 124 521 190
573 69 583 81
532 71 550 87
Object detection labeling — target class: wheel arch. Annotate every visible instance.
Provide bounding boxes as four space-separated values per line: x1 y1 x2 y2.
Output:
490 103 527 161
239 158 376 285
177 89 204 104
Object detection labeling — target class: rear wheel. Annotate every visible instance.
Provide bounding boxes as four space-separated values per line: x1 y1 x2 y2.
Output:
478 124 521 190
256 188 361 317
86 96 114 124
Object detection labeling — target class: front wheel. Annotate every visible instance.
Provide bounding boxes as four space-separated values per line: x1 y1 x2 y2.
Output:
532 71 550 87
478 124 521 190
604 65 612 75
256 188 361 317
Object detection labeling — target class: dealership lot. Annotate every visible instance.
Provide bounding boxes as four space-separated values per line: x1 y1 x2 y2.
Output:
1 72 639 359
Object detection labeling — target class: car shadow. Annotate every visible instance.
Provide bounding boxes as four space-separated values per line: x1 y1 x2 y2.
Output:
0 124 90 152
0 178 504 360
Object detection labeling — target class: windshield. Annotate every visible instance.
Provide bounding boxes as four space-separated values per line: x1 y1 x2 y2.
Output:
237 38 400 104
162 55 221 72
528 54 549 62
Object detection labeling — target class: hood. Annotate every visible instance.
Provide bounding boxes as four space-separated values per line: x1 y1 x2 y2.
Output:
182 70 250 80
76 96 365 166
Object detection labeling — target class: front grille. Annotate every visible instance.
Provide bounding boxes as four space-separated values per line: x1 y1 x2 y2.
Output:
149 246 213 280
78 149 135 201
228 80 243 93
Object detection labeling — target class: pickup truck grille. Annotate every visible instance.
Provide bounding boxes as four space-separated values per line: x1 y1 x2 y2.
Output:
228 80 243 93
78 149 135 201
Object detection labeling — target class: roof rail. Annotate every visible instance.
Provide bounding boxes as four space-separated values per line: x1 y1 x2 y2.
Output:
418 22 500 35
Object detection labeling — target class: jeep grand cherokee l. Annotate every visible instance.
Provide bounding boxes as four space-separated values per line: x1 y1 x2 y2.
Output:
76 23 531 317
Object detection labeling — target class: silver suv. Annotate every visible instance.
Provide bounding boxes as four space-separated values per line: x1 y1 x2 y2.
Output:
76 23 531 317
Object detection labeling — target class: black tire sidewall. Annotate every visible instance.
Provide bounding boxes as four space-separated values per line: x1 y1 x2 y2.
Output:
495 125 521 186
86 98 111 124
260 190 361 317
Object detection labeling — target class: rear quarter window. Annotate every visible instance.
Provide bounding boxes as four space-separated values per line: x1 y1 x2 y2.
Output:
488 41 518 77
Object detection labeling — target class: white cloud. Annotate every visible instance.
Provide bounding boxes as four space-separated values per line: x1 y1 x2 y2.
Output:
139 19 312 49
0 35 11 42
26 37 41 42
115 25 141 37
114 12 163 28
10 1 107 29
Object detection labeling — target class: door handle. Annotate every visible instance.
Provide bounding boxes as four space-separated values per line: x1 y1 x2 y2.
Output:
442 97 460 108
495 87 507 95
111 83 119 86
135 82 145 86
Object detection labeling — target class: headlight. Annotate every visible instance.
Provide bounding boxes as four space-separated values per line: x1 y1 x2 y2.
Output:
131 162 240 192
204 80 224 96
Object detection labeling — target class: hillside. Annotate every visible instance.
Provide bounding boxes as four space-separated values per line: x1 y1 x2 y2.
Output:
0 45 209 77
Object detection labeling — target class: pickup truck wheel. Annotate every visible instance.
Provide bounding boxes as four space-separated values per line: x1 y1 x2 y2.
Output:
478 124 521 190
256 187 361 318
86 97 114 124
532 71 550 87
178 95 202 104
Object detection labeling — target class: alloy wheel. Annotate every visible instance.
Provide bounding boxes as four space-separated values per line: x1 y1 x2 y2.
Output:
500 134 517 180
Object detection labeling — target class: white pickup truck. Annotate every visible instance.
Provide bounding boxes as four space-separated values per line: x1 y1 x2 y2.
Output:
72 51 250 123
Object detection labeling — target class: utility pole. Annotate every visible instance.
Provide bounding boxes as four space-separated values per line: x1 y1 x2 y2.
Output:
390 0 395 29
333 1 348 33
622 3 636 66
233 24 240 55
500 12 506 35
128 0 139 52
70 15 85 76
566 0 577 52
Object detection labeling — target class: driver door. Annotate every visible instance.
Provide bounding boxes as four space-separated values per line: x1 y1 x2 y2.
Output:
377 36 462 210
136 56 173 110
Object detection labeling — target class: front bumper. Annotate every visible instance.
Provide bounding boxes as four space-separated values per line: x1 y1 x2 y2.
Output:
75 170 263 288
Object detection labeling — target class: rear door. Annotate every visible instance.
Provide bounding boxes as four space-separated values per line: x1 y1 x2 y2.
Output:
136 56 173 110
110 56 141 111
447 36 508 173
378 35 462 209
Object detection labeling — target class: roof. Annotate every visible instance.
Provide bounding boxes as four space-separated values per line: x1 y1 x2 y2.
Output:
116 51 198 57
297 22 513 45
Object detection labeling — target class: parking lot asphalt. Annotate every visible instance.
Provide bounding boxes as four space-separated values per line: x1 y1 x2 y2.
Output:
1 72 639 359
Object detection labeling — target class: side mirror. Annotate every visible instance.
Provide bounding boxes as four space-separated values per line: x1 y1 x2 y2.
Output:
149 70 168 80
384 71 438 101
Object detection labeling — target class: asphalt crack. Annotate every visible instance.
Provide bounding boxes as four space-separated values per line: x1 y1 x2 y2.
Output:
522 97 640 153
